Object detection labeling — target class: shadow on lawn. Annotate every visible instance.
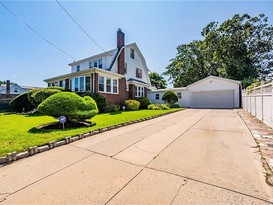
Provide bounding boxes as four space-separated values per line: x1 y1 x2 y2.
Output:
28 121 96 134
110 111 122 115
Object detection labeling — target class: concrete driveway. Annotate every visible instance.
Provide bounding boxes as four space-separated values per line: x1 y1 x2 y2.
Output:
1 109 272 204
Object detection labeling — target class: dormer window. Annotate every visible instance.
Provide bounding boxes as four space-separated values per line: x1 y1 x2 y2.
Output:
130 48 134 59
94 60 98 67
136 68 142 79
89 61 93 68
98 59 102 68
76 65 80 72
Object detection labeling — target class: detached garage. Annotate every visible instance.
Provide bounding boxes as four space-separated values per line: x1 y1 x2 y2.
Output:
147 76 241 109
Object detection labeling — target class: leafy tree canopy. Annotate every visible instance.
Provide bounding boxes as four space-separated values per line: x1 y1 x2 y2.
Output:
149 72 167 89
164 14 273 88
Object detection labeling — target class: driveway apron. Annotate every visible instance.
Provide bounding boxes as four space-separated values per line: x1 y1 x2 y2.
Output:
0 109 272 205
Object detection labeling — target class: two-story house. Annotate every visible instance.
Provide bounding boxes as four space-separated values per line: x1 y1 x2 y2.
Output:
45 29 151 105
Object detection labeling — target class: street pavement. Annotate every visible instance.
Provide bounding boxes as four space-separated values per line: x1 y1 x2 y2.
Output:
0 109 272 204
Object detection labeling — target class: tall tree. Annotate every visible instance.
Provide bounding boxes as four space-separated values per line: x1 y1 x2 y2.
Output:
164 14 273 88
149 72 167 89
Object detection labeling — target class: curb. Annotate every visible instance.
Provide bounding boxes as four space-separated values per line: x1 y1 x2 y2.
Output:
0 109 182 167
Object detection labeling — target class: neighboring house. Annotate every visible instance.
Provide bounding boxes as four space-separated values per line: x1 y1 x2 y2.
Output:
148 76 241 109
44 29 151 105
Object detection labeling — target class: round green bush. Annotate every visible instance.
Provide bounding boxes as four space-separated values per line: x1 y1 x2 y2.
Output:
28 88 62 108
137 97 151 109
161 91 178 106
9 92 34 112
38 92 98 122
77 92 106 113
125 99 140 111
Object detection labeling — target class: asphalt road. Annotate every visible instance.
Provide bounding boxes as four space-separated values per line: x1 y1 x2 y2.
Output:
0 109 272 204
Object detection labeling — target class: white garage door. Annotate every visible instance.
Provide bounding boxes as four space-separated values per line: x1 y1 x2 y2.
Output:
190 90 234 108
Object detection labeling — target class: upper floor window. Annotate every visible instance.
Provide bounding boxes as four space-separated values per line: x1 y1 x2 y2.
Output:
130 48 134 59
98 59 102 68
155 94 159 100
89 61 93 68
94 60 98 67
76 65 80 72
136 68 142 79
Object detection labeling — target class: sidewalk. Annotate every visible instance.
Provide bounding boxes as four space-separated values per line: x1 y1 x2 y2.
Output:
237 109 273 186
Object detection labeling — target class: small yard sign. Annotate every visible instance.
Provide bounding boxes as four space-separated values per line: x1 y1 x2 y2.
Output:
58 116 67 129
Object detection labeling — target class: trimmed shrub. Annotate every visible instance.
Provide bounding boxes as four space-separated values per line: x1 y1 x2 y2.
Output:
77 92 106 113
171 103 180 108
9 92 34 112
148 103 170 110
125 99 140 111
105 104 120 112
38 92 98 122
137 97 151 109
28 88 61 108
161 104 170 110
148 104 161 110
162 91 178 106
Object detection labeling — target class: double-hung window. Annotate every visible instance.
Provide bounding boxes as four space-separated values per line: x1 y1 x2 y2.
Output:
76 65 80 72
136 68 142 79
135 86 144 97
98 59 103 68
79 77 84 92
89 62 93 68
130 48 134 59
98 76 104 92
106 77 111 92
94 60 98 67
85 76 91 91
113 79 118 93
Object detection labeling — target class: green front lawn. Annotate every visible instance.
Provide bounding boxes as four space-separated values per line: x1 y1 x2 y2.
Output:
0 109 181 157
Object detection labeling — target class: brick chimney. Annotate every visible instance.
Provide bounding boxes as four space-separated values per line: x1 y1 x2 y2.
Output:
117 28 125 75
117 28 125 49
6 80 10 95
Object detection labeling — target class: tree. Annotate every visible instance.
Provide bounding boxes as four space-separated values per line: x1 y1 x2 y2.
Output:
161 91 178 106
164 14 273 88
149 72 167 89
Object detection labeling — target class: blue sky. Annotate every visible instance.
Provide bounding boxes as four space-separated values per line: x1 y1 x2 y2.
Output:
1 1 273 87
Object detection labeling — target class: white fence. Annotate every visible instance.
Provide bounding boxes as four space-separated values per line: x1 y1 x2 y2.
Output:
242 82 273 128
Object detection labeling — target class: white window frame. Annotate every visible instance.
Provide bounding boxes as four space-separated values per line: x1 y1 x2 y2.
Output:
135 85 144 97
98 75 119 94
89 61 93 68
98 76 105 92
